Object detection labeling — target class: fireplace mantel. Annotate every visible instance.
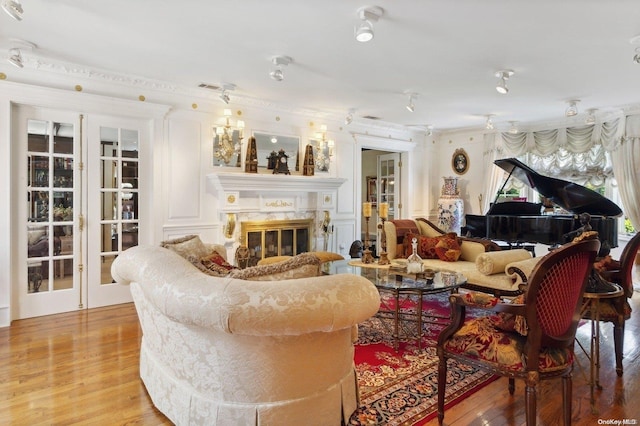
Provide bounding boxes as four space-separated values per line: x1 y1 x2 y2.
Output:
207 172 346 193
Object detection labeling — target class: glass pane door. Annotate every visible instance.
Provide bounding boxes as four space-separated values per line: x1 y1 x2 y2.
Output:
26 119 75 294
87 117 146 309
98 127 139 284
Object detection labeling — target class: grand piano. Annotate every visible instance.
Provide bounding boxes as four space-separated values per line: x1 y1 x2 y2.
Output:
464 158 623 248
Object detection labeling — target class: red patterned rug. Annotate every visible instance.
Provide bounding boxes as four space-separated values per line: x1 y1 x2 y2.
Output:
348 292 498 425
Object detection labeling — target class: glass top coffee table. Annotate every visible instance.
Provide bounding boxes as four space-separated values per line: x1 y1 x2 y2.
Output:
324 260 466 350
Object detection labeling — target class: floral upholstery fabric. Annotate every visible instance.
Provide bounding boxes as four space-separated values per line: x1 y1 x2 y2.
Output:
111 245 381 426
442 315 573 373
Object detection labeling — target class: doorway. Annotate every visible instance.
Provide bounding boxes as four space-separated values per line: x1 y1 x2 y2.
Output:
361 149 401 255
15 106 147 319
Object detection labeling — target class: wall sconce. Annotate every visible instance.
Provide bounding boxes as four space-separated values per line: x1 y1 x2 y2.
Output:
223 213 236 239
314 124 334 172
214 109 244 166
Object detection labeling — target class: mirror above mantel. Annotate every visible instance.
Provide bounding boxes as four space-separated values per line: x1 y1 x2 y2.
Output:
253 132 300 171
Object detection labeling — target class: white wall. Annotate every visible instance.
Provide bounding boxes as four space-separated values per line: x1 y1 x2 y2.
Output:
0 76 425 325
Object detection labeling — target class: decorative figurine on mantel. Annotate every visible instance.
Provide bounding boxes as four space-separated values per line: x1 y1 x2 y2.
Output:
437 176 464 234
303 144 315 176
244 136 258 173
273 149 291 175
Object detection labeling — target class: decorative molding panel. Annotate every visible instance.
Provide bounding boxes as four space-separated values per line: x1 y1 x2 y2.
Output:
208 172 346 193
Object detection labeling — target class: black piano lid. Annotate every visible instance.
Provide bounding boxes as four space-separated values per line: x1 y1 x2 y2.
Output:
494 158 623 217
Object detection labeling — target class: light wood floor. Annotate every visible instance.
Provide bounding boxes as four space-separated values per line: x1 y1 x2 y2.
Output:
1 276 639 425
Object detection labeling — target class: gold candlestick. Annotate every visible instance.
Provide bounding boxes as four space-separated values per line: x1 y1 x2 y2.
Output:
362 215 375 264
377 217 390 265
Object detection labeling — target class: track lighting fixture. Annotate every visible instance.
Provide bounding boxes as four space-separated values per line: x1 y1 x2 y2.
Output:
218 83 235 104
565 100 579 117
354 6 383 42
406 93 416 112
219 90 230 104
7 47 23 68
495 69 514 94
2 0 23 21
485 115 494 130
344 109 354 125
270 55 292 81
585 108 597 125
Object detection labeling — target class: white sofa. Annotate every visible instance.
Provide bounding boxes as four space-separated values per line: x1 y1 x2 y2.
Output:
383 218 541 296
111 245 380 426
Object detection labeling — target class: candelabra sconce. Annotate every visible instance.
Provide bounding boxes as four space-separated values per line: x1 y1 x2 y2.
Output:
377 202 390 265
214 109 244 166
223 213 236 239
362 202 375 264
313 124 334 172
320 210 334 252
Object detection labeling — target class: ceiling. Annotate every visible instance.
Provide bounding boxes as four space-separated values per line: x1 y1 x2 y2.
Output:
3 0 640 132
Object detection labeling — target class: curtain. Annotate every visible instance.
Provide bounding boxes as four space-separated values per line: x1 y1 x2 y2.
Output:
481 133 505 214
497 115 640 230
609 116 640 230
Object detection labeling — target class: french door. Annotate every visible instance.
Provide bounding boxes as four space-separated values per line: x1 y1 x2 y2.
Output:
377 153 401 220
17 107 83 318
16 107 146 319
86 116 146 308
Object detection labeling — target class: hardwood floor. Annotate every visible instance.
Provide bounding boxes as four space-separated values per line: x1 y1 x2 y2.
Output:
1 270 639 425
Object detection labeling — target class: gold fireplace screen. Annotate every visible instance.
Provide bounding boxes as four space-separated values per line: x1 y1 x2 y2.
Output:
240 219 313 267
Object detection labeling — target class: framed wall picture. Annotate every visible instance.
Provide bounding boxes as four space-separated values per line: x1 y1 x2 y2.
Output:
452 148 469 175
366 176 377 206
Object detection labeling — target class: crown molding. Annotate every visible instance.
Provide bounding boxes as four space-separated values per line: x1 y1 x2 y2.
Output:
19 55 413 134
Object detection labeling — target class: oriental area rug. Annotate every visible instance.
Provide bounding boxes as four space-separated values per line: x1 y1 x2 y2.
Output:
348 292 498 426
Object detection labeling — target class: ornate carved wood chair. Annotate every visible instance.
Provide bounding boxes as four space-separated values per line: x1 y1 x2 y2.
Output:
437 239 600 426
585 231 640 376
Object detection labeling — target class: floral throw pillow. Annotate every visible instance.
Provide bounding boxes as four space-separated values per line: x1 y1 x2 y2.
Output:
197 251 237 277
435 237 462 262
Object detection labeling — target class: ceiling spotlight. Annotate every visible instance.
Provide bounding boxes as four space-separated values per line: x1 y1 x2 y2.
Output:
508 121 519 134
344 109 354 125
355 6 383 43
426 125 434 136
2 0 23 21
485 114 495 130
565 100 579 117
633 48 640 64
219 90 230 104
7 48 23 68
406 93 416 112
270 55 292 81
218 83 235 104
495 69 514 94
585 108 597 125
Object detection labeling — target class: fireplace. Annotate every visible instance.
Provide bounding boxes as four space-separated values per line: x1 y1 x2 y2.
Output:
241 218 313 267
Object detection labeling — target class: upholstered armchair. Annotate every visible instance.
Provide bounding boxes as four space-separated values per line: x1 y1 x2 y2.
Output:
111 245 380 426
585 231 640 376
437 239 600 426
